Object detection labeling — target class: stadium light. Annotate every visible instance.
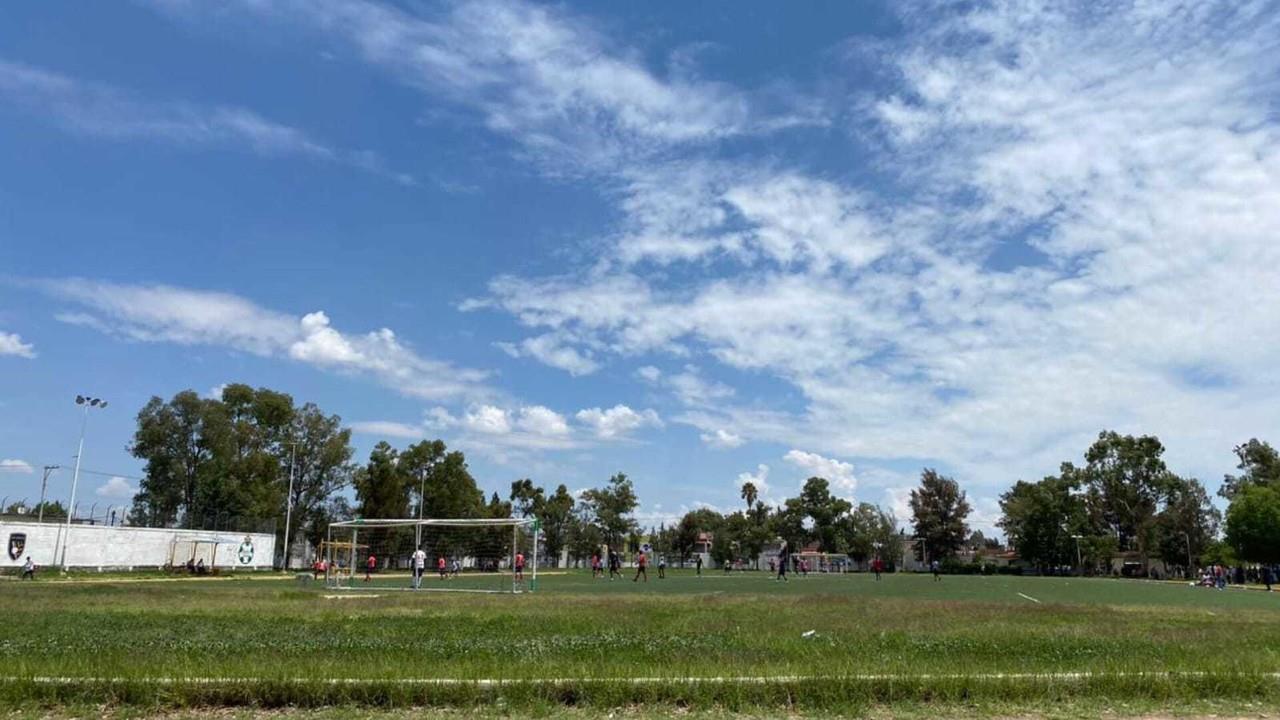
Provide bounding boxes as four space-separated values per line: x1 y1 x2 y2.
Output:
58 395 107 569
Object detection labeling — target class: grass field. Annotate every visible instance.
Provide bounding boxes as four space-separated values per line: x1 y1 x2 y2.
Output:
2 569 1278 715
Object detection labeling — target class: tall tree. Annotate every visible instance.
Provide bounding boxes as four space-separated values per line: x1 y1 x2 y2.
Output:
130 391 227 528
422 449 484 519
740 481 758 511
400 439 447 519
353 442 412 519
509 478 545 518
910 468 971 562
1224 485 1280 565
1152 477 1219 573
286 403 354 550
841 503 899 565
1220 439 1280 500
1075 431 1180 570
537 484 576 567
578 472 639 548
998 475 1087 572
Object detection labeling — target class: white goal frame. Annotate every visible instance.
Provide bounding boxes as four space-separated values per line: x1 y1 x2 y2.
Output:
324 517 539 594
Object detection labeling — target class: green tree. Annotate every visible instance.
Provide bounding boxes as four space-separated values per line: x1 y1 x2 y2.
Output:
422 449 484 519
353 442 412 519
841 503 899 566
1152 477 1219 574
1219 439 1280 500
400 439 447 518
287 403 355 551
578 472 639 548
1075 431 1180 570
130 391 228 528
1224 484 1280 564
509 478 545 518
537 484 576 567
998 475 1086 572
909 468 971 562
779 477 852 552
740 481 758 510
566 504 604 566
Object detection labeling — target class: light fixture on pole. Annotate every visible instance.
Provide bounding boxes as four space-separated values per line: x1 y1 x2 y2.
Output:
58 395 107 569
1071 534 1084 576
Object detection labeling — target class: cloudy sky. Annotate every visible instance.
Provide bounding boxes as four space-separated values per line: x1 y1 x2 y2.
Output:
2 1 1278 534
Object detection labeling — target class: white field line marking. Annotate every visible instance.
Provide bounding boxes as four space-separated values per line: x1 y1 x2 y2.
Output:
1017 592 1042 604
4 671 1279 687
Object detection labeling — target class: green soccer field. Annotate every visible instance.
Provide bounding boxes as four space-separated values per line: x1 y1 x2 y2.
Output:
2 570 1278 713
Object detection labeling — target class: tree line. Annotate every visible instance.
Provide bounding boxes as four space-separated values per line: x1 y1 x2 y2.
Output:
126 386 1279 571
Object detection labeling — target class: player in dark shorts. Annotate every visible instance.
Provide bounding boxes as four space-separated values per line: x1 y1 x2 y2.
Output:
633 551 648 582
776 541 789 582
438 556 448 580
608 549 622 580
591 553 602 578
657 555 666 579
931 559 941 581
514 552 526 582
365 553 377 582
695 555 703 576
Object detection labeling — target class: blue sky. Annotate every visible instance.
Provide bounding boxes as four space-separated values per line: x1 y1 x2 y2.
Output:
2 0 1279 534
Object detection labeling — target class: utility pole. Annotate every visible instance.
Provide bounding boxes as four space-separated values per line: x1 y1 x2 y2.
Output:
39 465 60 523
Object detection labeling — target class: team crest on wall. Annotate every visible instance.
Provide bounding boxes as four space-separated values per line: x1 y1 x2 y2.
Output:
7 533 26 561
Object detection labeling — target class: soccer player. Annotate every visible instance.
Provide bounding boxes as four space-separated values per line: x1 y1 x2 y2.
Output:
931 559 941 581
695 555 703 577
411 546 426 589
515 551 526 582
20 557 35 581
776 541 789 582
591 553 602 578
451 558 461 578
365 553 377 583
657 555 666 579
872 557 882 581
437 555 447 580
633 550 648 582
609 549 622 580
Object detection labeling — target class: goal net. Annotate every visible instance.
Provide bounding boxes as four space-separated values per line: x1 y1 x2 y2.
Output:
324 518 538 594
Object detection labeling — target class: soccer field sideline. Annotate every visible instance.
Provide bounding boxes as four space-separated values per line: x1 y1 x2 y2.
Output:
5 670 1280 686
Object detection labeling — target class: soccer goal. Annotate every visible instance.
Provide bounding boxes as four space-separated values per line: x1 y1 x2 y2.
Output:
324 518 538 594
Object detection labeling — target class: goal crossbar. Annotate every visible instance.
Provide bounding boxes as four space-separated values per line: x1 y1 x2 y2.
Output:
330 518 535 528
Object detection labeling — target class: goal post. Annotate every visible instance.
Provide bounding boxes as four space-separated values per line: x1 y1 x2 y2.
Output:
324 518 538 594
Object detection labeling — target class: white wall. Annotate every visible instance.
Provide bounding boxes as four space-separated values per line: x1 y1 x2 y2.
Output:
0 521 275 570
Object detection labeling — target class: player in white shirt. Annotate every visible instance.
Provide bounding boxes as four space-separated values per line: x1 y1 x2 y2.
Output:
411 546 427 589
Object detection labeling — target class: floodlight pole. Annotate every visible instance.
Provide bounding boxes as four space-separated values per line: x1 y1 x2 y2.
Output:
1182 531 1193 579
59 396 106 569
38 465 59 523
1071 535 1084 576
282 442 296 571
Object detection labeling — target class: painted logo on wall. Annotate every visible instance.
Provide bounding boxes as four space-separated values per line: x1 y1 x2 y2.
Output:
237 537 254 565
7 533 26 561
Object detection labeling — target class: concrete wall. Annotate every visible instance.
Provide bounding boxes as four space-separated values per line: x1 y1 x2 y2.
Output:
0 521 275 570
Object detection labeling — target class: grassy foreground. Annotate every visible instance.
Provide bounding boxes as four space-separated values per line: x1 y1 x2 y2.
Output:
1 570 1278 712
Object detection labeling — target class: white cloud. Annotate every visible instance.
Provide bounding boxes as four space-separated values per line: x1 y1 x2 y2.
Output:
348 420 424 439
463 404 512 435
0 332 35 358
0 59 410 183
635 366 662 383
42 279 491 402
515 405 570 437
701 429 744 450
95 476 136 499
0 459 34 474
152 0 816 174
575 404 662 439
469 0 1280 500
784 449 857 494
498 333 599 376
